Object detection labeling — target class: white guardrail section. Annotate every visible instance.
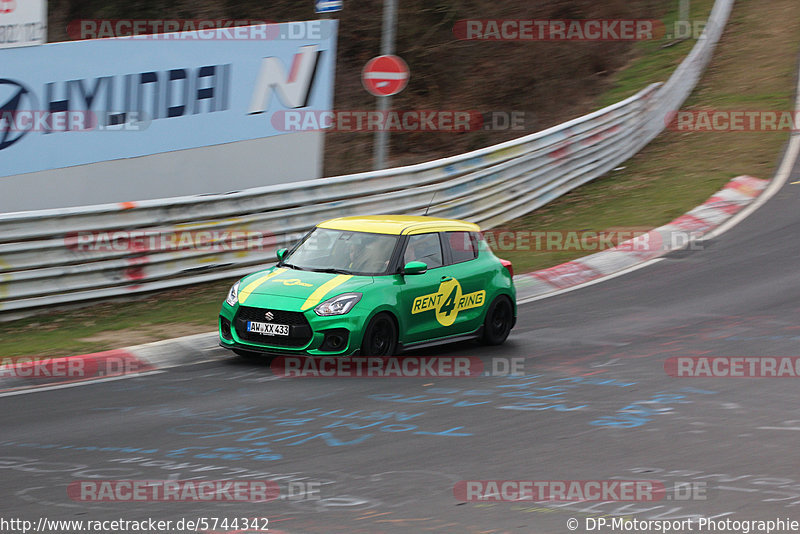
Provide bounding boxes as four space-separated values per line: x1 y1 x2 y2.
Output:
0 0 733 312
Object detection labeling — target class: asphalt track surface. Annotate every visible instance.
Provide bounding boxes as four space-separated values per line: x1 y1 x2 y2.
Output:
3 160 800 533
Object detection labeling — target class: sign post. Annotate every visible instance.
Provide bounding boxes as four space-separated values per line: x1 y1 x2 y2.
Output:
370 0 402 170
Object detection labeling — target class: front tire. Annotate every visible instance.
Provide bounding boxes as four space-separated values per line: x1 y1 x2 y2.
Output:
481 296 513 345
361 313 398 356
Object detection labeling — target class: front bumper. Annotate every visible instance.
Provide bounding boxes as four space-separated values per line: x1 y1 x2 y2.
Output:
219 303 365 356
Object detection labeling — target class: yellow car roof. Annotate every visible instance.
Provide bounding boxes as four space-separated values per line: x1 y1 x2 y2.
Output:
317 215 481 236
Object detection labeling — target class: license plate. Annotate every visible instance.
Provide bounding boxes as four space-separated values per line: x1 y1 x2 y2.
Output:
247 321 290 336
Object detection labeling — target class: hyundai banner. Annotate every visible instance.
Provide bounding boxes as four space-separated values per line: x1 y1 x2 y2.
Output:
0 21 336 179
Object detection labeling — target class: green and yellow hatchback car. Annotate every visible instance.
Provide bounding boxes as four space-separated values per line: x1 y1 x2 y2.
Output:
219 215 516 357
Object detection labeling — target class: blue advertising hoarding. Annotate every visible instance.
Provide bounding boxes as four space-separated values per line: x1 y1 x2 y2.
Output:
0 20 337 178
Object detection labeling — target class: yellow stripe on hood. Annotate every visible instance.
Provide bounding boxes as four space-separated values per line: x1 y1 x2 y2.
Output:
238 268 287 304
301 275 353 311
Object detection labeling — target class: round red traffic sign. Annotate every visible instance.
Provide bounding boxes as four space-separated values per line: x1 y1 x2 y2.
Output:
362 55 410 97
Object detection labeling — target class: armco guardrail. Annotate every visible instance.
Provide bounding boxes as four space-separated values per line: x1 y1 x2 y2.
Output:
0 0 733 313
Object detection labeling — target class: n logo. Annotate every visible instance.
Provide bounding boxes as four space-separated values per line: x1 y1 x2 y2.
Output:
248 45 323 114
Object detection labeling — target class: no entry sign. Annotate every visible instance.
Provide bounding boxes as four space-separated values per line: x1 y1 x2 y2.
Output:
362 55 409 97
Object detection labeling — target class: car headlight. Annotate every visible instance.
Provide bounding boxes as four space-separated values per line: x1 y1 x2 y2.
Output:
314 292 362 316
225 281 240 306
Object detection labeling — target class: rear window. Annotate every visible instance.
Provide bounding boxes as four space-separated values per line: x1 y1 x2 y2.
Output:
446 231 478 264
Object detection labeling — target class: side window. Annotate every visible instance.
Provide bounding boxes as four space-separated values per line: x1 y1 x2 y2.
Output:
404 233 443 269
446 231 478 264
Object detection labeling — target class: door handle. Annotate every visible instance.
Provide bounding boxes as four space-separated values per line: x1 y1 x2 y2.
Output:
441 276 453 281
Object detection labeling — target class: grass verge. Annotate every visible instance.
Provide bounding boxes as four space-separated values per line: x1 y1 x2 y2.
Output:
3 0 798 359
0 280 236 360
498 0 800 273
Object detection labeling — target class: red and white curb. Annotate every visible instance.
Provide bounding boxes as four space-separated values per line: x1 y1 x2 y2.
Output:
0 332 221 395
513 175 768 299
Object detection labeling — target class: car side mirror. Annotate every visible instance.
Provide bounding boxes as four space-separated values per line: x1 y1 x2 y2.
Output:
276 248 288 262
402 261 428 275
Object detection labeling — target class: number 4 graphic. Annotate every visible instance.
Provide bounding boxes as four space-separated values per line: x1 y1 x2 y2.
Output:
440 286 458 316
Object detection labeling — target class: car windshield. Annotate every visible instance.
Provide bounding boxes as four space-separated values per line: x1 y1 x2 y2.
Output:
283 228 399 275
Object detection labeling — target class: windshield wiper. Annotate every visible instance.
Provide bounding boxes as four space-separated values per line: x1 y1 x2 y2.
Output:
281 262 307 271
313 267 352 275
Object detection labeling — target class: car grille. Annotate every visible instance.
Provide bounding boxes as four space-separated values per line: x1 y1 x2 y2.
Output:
234 306 313 347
